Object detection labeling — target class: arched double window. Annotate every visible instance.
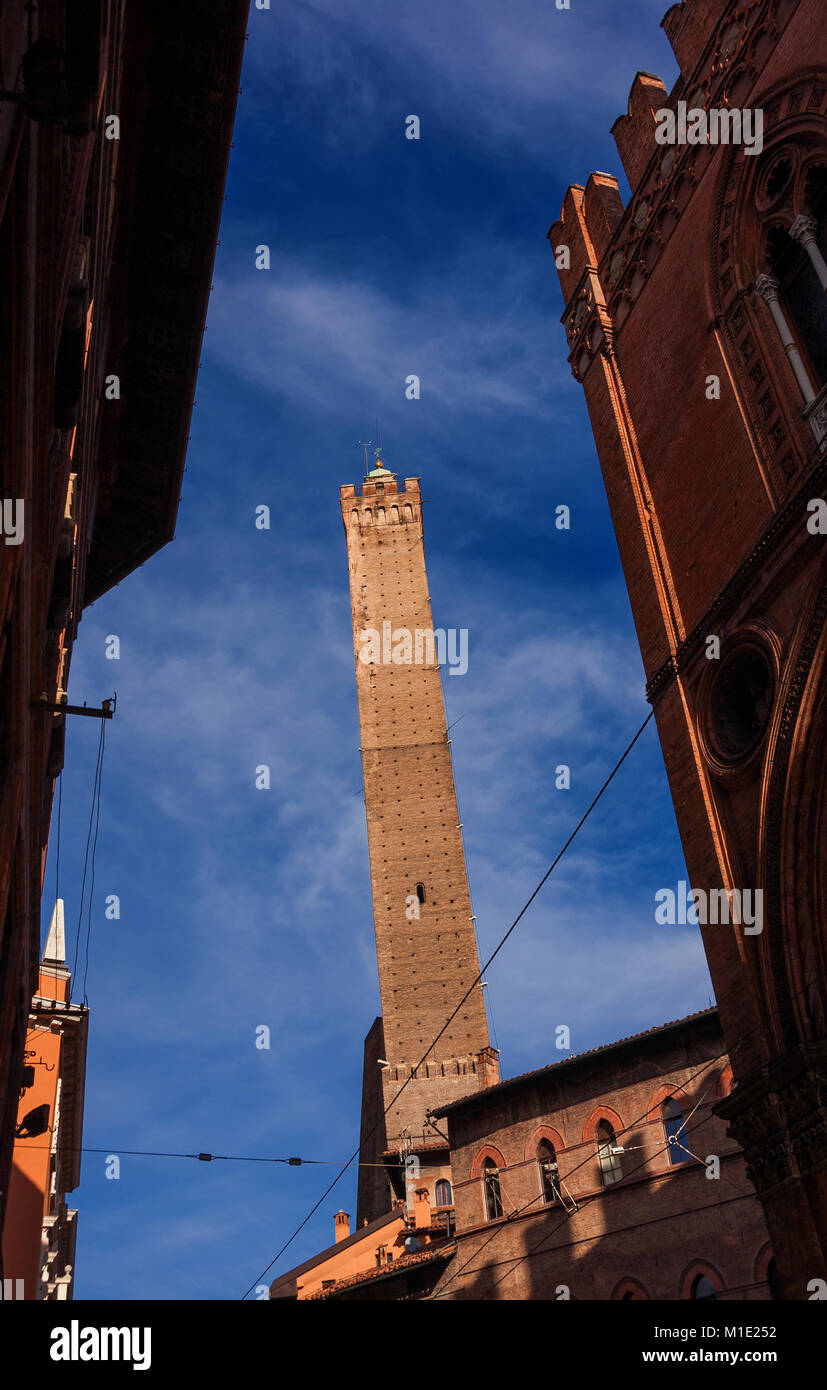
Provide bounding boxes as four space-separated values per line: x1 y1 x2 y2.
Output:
482 1159 503 1221
596 1120 622 1186
766 167 827 391
434 1178 452 1207
662 1097 690 1165
753 162 827 441
537 1140 559 1204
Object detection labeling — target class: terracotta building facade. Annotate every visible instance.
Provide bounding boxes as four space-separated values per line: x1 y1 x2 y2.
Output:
0 0 249 1262
430 1009 774 1301
548 0 827 1296
270 1200 454 1302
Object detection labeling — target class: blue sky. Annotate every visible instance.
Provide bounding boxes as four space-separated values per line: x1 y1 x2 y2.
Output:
49 0 715 1300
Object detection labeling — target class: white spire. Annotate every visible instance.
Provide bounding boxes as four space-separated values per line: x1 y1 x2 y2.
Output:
44 899 66 964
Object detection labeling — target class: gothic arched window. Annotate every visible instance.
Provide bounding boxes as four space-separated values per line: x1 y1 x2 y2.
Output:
596 1120 622 1186
766 168 827 390
752 161 827 441
662 1097 690 1165
434 1178 452 1207
537 1140 559 1204
690 1273 718 1301
482 1159 503 1221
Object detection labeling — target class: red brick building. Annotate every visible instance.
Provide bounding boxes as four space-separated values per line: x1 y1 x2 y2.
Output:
340 460 500 1225
549 0 827 1296
430 1009 774 1301
0 0 248 1257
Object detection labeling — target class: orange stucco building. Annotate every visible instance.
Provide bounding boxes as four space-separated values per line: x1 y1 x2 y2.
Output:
2 901 87 1299
271 1193 454 1301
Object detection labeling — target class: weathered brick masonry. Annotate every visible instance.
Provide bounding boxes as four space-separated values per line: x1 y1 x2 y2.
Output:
341 466 498 1222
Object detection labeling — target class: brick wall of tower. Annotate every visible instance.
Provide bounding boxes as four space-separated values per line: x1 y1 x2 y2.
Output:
341 475 494 1155
548 0 827 1296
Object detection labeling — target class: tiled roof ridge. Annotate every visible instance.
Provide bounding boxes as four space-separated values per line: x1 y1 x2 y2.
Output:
436 1006 719 1114
305 1244 455 1299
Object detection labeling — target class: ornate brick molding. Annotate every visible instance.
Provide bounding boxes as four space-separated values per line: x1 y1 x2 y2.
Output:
646 451 826 702
715 1042 827 1192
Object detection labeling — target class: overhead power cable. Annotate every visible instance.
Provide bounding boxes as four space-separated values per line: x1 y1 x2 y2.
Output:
240 708 655 1299
81 720 106 1004
72 719 107 988
12 1145 398 1168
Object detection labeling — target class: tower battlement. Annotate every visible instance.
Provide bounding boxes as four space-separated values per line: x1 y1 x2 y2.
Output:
340 476 420 501
548 0 793 333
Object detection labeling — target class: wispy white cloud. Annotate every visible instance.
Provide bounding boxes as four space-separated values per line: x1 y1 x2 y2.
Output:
205 245 563 427
245 0 678 155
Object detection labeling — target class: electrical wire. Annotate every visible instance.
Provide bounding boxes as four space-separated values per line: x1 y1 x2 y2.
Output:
240 708 654 1298
13 1144 403 1168
54 772 62 921
82 721 106 1004
72 720 105 979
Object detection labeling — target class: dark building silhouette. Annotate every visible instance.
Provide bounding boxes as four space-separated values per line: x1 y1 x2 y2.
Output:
0 0 249 1254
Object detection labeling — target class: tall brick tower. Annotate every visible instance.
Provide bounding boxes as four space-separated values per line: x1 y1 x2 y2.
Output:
341 458 498 1223
549 0 827 1296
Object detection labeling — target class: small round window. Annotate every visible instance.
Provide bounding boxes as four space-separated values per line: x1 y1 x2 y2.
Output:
706 642 774 764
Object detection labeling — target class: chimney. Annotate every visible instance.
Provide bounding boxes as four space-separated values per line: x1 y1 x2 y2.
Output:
334 1210 350 1242
414 1188 431 1229
477 1045 501 1090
